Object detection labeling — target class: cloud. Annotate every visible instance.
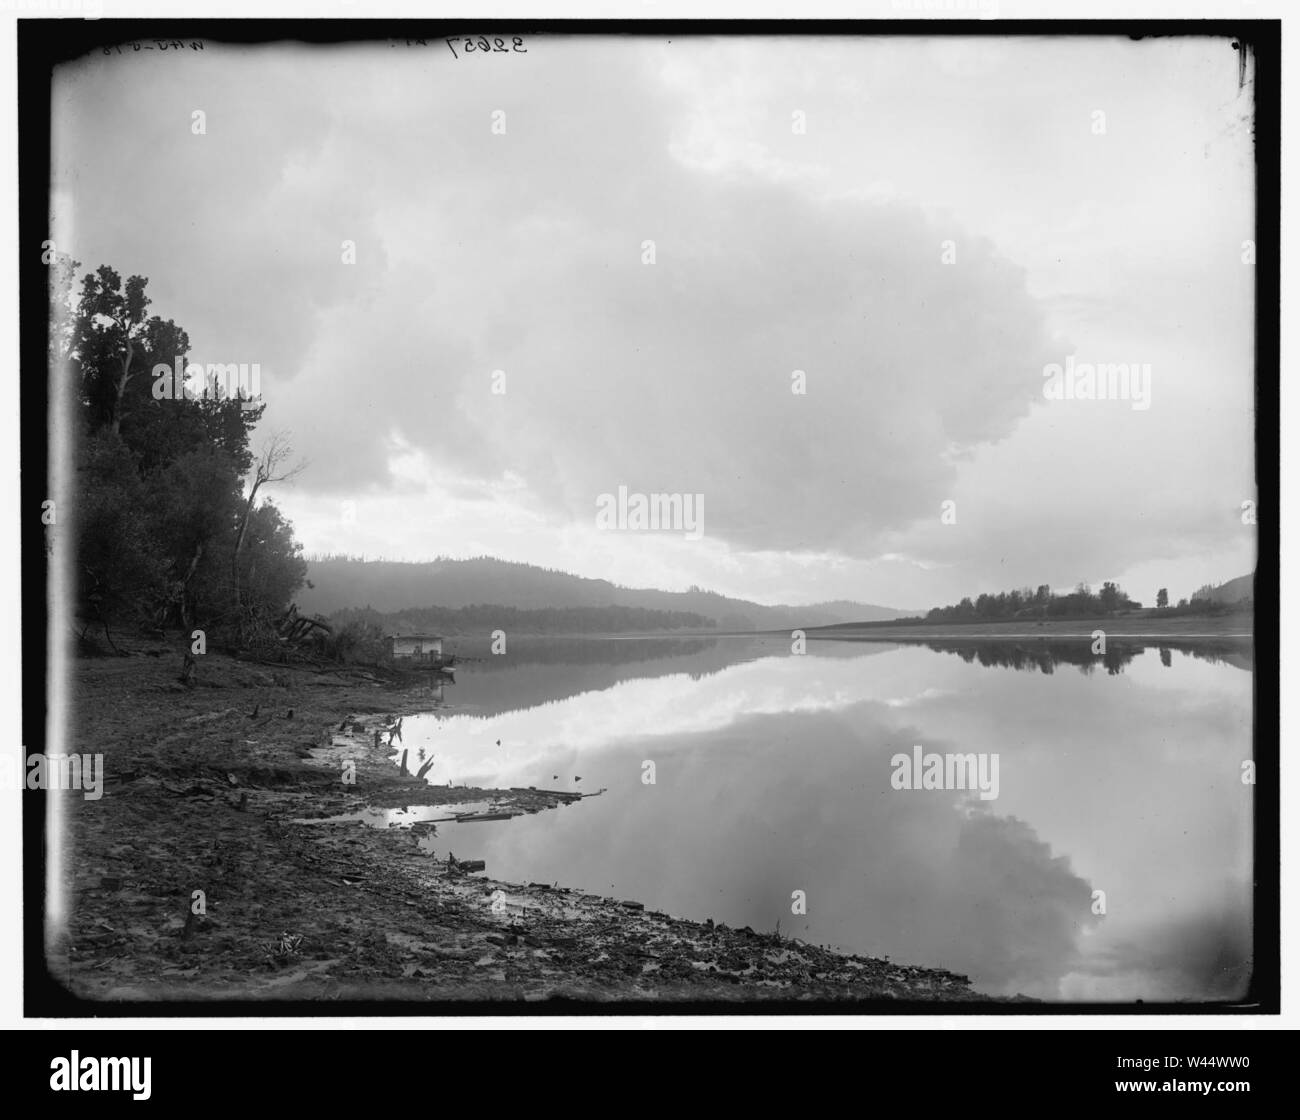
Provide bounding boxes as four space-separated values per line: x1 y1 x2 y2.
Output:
54 42 1058 545
1060 886 1253 1003
51 36 1256 602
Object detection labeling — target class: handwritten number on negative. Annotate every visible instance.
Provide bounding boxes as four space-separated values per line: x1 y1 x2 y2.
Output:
444 37 528 59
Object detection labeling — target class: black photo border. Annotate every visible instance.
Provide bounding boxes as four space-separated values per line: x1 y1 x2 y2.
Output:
18 15 1281 1020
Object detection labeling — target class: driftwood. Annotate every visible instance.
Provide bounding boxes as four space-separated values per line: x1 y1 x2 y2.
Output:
274 604 332 645
445 854 486 874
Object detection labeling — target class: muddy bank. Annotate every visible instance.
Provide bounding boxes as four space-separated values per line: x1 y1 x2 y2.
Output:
48 644 1000 1004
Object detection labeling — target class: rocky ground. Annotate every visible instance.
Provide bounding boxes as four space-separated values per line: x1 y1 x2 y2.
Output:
47 644 996 1005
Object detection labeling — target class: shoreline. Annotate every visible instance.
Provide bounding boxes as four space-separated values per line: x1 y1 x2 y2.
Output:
51 644 1005 1004
499 614 1253 644
799 612 1252 644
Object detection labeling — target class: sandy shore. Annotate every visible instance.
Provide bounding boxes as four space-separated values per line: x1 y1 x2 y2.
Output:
47 644 1001 1005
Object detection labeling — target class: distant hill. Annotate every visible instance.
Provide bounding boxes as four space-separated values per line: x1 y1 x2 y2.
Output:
1191 573 1254 606
333 603 716 636
296 556 911 631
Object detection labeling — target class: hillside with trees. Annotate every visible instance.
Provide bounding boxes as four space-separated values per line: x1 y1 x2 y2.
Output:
1189 573 1254 607
330 602 716 639
299 555 912 631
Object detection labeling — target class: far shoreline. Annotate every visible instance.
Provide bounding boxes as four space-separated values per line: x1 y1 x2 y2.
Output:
559 611 1253 644
796 611 1252 644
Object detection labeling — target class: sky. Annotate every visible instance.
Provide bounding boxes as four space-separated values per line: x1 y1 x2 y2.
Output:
51 33 1257 609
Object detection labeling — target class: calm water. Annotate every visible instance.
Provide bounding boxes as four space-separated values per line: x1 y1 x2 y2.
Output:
389 634 1253 1002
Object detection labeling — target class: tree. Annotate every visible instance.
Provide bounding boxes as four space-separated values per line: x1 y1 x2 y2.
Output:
236 500 308 618
143 445 244 630
1156 588 1169 609
75 430 168 635
69 266 263 469
74 265 152 435
66 261 309 651
123 316 263 476
232 432 306 629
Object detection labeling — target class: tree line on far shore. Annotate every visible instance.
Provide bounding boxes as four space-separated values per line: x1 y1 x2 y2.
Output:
916 578 1251 625
921 581 1142 624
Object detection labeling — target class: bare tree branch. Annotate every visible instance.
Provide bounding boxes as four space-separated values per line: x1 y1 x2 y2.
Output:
231 432 308 635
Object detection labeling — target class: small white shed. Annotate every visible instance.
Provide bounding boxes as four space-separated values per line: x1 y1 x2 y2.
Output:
387 634 444 665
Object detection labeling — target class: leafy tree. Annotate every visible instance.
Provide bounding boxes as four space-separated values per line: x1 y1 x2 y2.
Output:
65 261 308 648
142 445 244 629
73 266 152 435
75 431 168 627
1156 588 1169 609
324 619 389 664
236 499 308 619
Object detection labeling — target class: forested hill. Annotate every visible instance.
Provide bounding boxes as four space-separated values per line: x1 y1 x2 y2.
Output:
300 556 911 631
1191 573 1254 606
331 603 715 636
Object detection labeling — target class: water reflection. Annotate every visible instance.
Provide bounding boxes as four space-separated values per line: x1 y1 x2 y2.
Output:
918 637 1253 676
437 633 794 717
448 635 716 669
392 636 1252 1002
